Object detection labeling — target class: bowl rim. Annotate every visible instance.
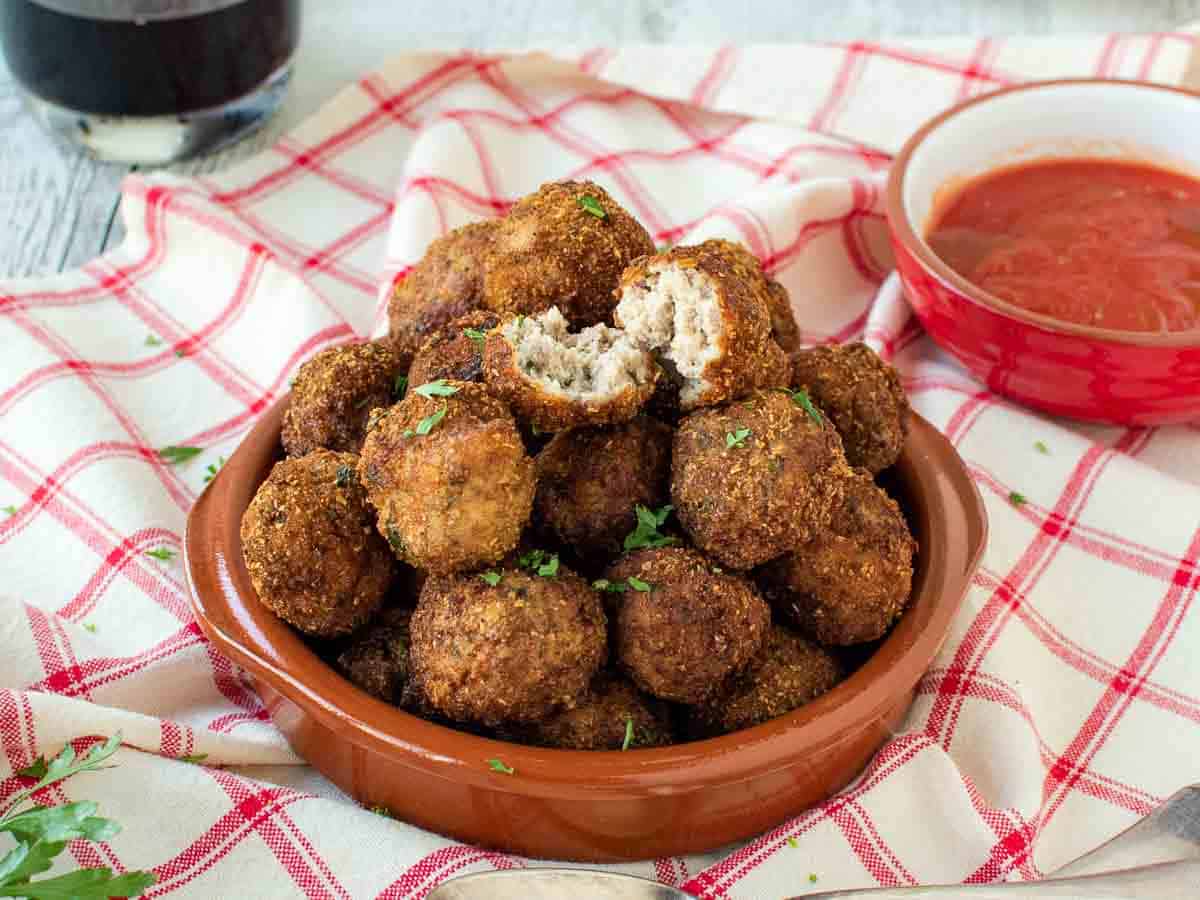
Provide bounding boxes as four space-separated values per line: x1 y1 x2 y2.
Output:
185 396 988 798
886 77 1200 348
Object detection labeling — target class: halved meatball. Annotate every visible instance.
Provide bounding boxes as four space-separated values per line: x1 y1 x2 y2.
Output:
790 342 910 475
240 450 393 637
758 469 917 646
282 341 401 457
688 625 843 737
387 220 496 367
483 307 658 432
483 180 654 328
606 547 770 704
357 381 535 573
533 416 673 559
522 673 673 750
615 239 790 410
407 309 501 387
671 389 854 570
410 564 607 725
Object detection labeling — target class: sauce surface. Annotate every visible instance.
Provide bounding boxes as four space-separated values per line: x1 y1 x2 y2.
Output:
926 159 1200 332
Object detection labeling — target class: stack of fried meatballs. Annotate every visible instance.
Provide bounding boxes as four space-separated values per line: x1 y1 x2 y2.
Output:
240 180 917 752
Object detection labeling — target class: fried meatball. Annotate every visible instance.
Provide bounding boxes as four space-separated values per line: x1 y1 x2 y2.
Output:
281 341 400 457
241 450 393 637
606 547 770 703
688 626 843 736
387 220 495 367
790 342 910 475
758 470 917 645
357 381 535 574
615 239 790 410
534 416 673 558
765 278 801 354
522 673 673 750
410 564 607 725
407 310 501 387
483 307 658 432
483 180 654 328
336 606 413 703
671 390 854 570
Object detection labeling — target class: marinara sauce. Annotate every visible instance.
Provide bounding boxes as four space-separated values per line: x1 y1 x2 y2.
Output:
926 159 1200 332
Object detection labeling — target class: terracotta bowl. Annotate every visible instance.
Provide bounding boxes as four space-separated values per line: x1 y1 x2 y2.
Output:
888 79 1200 427
185 397 987 862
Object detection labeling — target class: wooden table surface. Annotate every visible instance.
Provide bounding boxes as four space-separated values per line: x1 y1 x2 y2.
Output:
3 0 1199 280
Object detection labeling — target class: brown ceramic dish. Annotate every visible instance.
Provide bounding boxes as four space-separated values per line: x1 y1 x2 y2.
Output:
185 396 987 862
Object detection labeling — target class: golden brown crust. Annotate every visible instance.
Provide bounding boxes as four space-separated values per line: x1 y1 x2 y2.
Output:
521 672 673 750
790 342 911 475
483 181 654 327
688 625 843 736
281 341 401 457
407 310 501 387
757 469 917 645
606 546 770 703
533 417 673 558
765 278 802 354
387 220 496 367
409 565 608 725
671 390 854 570
482 327 657 432
357 382 535 574
240 450 393 637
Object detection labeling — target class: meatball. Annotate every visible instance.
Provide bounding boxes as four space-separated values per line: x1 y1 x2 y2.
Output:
483 180 654 328
336 606 413 703
790 342 910 475
410 563 608 725
357 381 535 573
534 416 673 558
671 389 854 570
688 626 843 736
606 547 770 703
407 310 501 387
240 450 393 637
483 307 658 432
387 220 495 367
765 278 801 354
615 239 790 410
758 470 917 645
281 341 400 457
522 673 673 750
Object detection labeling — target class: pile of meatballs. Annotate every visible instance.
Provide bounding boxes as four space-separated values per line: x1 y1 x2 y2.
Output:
240 180 917 752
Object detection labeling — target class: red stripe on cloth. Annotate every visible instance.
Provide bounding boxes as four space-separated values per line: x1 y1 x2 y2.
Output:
690 46 739 108
809 42 869 134
376 844 523 899
1137 34 1166 79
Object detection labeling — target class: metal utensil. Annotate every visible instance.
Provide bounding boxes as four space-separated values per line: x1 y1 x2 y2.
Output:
428 784 1200 900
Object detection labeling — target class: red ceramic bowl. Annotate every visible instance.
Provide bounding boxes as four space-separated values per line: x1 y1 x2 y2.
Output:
185 397 987 862
887 79 1200 426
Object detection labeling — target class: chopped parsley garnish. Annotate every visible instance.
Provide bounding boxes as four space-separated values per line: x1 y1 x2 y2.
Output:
479 571 502 587
367 407 389 432
385 525 406 554
144 334 163 347
394 373 408 399
1034 440 1050 454
809 873 818 884
782 387 823 425
82 623 97 633
578 194 606 219
2 505 15 517
592 578 628 594
621 716 634 751
624 504 677 551
1008 491 1027 508
627 576 652 593
145 548 176 562
15 757 48 780
517 548 559 577
515 314 526 329
158 445 202 465
726 428 752 449
203 455 226 484
369 805 396 819
178 753 208 765
335 464 353 487
537 555 560 577
413 379 459 398
174 348 187 358
787 836 798 849
463 327 487 346
487 758 515 775
405 403 448 437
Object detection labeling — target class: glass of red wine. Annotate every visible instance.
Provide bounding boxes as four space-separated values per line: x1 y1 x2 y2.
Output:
1 1 301 164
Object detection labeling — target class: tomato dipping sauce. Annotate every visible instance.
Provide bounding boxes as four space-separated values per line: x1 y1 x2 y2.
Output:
925 159 1200 332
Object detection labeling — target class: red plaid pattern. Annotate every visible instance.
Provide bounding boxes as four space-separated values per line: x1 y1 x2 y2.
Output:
2 36 1198 898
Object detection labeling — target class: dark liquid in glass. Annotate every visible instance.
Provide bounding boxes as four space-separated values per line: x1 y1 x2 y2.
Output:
1 0 301 117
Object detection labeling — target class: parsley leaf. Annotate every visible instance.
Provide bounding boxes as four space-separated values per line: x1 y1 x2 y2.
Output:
591 578 628 594
369 805 396 819
144 334 163 347
82 623 97 634
726 428 751 449
1034 440 1050 454
158 445 202 465
145 548 175 562
479 572 502 587
578 194 606 219
1008 491 1028 507
178 753 207 765
2 506 15 517
335 464 353 488
621 716 634 751
787 836 798 849
394 374 408 399
413 379 459 398
463 327 487 346
407 403 448 437
782 387 823 425
809 873 819 883
486 758 514 775
203 455 226 485
15 759 47 780
174 348 187 358
623 504 677 551
385 525 406 555
536 555 559 577
627 576 652 593
518 549 546 569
